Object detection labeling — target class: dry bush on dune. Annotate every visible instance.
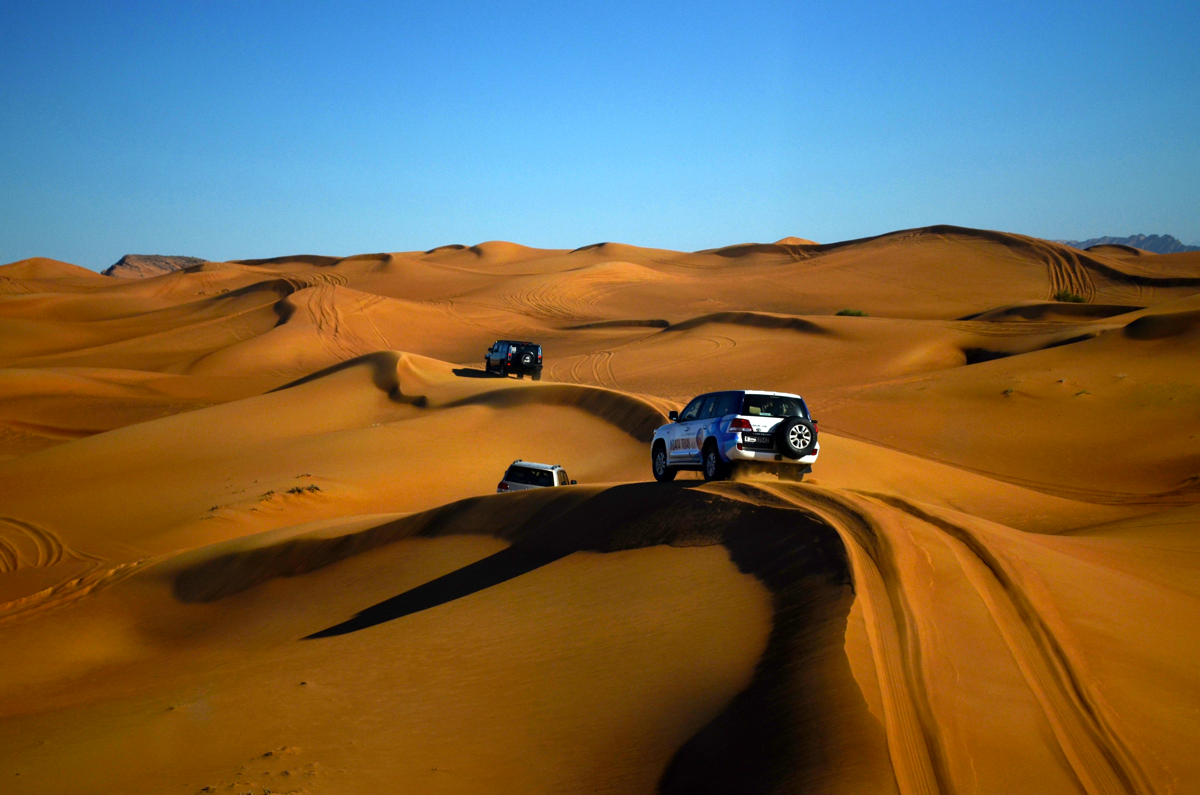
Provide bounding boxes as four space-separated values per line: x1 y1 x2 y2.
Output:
1053 288 1087 303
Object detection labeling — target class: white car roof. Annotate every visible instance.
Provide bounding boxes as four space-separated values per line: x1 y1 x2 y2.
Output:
508 460 561 471
739 390 803 399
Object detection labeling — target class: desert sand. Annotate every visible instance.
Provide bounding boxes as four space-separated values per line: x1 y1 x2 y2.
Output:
1 225 1198 794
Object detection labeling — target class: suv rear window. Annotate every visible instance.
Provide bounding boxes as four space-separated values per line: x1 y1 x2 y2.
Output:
741 394 807 419
504 466 554 487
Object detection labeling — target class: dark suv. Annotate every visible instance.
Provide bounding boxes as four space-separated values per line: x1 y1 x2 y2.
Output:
485 340 543 380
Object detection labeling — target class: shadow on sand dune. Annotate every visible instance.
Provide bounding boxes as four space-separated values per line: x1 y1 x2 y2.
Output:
267 483 880 792
305 543 569 638
451 367 501 378
173 483 882 790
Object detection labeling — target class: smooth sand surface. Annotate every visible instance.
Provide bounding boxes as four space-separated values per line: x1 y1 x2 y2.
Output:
1 225 1198 793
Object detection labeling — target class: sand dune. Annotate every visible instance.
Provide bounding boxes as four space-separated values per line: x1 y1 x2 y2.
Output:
1 225 1198 794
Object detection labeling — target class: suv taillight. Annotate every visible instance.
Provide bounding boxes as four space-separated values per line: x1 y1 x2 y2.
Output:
497 481 509 491
729 418 752 432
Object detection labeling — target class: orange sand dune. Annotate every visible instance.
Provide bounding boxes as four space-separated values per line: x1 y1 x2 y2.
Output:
1 225 1198 794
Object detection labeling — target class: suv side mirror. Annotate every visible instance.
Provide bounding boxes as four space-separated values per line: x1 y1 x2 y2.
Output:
668 410 679 422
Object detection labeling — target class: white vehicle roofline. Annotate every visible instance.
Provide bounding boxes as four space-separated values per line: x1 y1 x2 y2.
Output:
509 460 562 471
739 389 803 399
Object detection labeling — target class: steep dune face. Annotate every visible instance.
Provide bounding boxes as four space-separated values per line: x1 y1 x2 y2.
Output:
817 298 1200 499
1 226 1199 794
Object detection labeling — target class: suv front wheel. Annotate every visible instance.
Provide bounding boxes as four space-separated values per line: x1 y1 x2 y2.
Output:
652 443 676 482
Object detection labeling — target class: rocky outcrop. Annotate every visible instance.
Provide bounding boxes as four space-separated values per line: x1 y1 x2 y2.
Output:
1056 234 1199 254
101 255 208 278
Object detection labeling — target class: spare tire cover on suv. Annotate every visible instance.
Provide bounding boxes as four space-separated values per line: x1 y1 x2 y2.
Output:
775 417 817 459
519 351 535 367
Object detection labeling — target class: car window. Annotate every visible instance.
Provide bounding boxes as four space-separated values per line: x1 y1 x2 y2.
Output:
741 394 806 418
504 466 554 487
698 394 720 420
713 392 740 418
678 396 705 422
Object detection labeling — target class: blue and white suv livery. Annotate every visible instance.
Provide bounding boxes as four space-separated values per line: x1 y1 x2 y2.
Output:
650 390 819 482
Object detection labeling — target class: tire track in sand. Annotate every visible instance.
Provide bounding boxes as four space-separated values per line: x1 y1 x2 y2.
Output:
1044 245 1098 302
872 495 1155 795
737 481 1154 795
0 516 138 626
0 516 69 571
0 558 150 627
724 483 942 795
303 284 384 362
560 349 621 390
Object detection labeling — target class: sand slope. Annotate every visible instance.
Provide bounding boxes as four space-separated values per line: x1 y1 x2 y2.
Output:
1 226 1198 794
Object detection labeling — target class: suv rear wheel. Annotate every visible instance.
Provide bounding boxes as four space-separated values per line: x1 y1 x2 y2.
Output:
652 442 676 482
702 442 732 482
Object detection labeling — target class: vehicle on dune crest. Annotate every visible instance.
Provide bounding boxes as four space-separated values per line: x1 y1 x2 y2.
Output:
485 340 543 379
651 390 819 482
496 460 576 492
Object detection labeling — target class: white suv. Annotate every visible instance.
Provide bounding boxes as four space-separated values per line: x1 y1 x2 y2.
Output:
650 390 819 482
496 460 576 492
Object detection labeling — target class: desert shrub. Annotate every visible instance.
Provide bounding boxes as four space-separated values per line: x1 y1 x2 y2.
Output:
835 309 868 317
1053 289 1086 303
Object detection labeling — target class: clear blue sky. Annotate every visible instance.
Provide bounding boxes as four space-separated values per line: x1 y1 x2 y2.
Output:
2 1 1197 268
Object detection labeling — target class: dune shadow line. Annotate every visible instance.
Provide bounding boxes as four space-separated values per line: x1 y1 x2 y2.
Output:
304 543 571 639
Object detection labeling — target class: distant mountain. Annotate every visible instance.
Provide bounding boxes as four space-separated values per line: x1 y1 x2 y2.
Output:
1054 234 1200 254
102 254 208 278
